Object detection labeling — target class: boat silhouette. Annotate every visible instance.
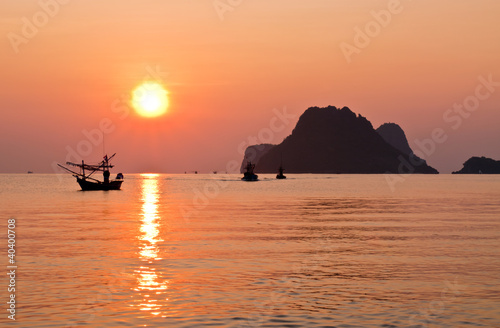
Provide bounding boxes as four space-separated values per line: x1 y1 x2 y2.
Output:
276 165 286 179
58 153 123 191
276 153 286 179
241 161 258 181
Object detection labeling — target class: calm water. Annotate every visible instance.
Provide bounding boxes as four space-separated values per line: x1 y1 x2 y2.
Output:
0 174 499 327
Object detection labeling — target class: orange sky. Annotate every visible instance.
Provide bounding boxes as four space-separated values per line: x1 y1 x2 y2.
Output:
1 0 499 173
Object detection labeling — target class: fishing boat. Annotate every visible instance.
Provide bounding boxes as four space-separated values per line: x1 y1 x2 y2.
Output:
241 161 258 181
58 153 124 191
276 153 286 179
276 165 286 179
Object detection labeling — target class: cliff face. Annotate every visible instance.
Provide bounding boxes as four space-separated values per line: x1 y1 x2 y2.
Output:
376 123 413 155
239 144 275 173
452 156 500 174
242 106 438 174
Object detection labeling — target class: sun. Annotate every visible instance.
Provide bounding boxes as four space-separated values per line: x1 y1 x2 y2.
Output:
131 82 169 118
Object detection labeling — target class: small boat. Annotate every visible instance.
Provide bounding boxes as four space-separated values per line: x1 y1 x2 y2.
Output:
276 165 286 179
241 161 258 181
58 153 124 191
276 153 286 179
27 171 33 174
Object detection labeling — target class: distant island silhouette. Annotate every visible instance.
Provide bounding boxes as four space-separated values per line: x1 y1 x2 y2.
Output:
452 156 500 174
241 106 439 174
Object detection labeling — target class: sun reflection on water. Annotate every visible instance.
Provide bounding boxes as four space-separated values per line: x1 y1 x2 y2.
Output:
134 174 168 317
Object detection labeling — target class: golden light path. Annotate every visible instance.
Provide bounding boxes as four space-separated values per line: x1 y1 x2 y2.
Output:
134 174 168 317
131 82 169 118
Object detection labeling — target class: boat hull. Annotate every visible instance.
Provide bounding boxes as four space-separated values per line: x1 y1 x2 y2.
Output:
276 175 287 179
77 178 123 191
241 174 259 181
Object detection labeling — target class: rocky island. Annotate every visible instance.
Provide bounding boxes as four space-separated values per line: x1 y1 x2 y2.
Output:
452 156 500 174
241 106 438 174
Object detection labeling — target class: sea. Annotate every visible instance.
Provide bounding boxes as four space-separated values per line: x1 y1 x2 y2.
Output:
0 173 499 327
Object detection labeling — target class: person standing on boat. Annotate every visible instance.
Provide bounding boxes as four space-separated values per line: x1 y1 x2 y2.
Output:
103 170 110 184
103 154 110 184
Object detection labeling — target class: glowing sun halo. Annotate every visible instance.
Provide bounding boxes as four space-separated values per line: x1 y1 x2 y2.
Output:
132 82 169 118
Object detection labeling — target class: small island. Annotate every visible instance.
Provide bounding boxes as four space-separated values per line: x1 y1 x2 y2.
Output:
452 156 500 174
241 106 438 174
